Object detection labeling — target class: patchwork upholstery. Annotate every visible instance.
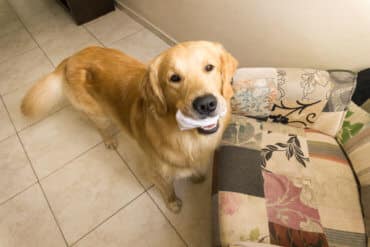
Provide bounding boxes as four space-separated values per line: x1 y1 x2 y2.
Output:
213 68 367 247
213 117 366 246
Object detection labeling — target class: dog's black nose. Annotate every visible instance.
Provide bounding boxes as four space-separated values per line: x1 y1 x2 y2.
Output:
193 94 217 117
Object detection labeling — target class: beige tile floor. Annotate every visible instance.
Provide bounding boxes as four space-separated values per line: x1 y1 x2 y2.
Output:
0 0 212 246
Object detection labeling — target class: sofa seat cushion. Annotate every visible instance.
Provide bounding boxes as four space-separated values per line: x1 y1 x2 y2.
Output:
213 116 366 247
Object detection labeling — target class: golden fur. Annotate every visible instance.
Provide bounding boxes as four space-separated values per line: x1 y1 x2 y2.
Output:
21 41 238 213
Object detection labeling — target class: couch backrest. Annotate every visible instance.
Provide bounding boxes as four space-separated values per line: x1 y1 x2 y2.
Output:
231 68 356 136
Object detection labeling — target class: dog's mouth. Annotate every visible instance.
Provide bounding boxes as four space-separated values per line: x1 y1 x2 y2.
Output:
176 109 225 134
197 121 219 135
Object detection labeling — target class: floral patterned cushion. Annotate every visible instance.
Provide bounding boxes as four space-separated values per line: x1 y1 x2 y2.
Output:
268 68 333 128
231 68 278 118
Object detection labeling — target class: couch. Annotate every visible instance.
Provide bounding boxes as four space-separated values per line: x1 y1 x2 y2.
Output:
212 68 370 247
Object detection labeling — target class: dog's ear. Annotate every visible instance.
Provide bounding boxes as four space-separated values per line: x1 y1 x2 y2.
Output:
217 43 238 100
142 56 167 115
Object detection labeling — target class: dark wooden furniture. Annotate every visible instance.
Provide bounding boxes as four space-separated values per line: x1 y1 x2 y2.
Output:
57 0 115 25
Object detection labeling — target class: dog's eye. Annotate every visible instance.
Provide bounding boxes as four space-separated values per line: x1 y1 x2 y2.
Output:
205 64 214 72
169 74 181 83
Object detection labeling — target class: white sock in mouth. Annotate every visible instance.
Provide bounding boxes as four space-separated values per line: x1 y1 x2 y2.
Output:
201 123 218 130
176 109 226 131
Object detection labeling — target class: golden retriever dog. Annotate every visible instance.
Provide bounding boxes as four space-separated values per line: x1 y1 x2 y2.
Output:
21 41 238 213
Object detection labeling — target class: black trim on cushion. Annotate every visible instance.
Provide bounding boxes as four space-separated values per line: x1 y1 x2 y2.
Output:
353 68 370 106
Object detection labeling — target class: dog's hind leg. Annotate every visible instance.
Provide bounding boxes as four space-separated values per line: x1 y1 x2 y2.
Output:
87 113 119 150
63 80 119 149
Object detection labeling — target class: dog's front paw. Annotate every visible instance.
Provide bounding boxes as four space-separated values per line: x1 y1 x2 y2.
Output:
167 197 182 214
104 137 118 150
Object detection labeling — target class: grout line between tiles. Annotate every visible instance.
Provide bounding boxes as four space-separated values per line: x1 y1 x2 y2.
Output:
83 23 145 49
39 140 104 182
82 25 105 47
0 27 38 65
37 183 70 246
115 149 147 190
0 44 56 97
146 184 155 191
107 29 145 47
114 146 187 244
69 190 147 247
0 132 16 144
16 104 70 132
0 9 22 40
0 96 38 180
0 181 38 207
82 6 147 48
146 190 189 247
6 0 56 69
0 95 69 247
0 45 39 69
3 103 100 183
0 131 15 145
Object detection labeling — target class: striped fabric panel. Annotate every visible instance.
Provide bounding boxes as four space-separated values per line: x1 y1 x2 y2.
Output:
348 141 370 186
307 140 348 165
344 126 370 154
305 128 332 136
305 128 338 144
324 228 367 247
269 222 328 246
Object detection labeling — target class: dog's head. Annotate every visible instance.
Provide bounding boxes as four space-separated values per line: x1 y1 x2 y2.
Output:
142 41 238 134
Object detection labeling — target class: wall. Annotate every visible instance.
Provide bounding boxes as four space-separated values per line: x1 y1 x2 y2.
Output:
117 0 370 71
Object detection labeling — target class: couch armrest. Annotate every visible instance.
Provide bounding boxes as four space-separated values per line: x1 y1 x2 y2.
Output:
337 102 370 242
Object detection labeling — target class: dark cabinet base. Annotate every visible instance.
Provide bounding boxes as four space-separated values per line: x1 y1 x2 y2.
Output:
57 0 115 25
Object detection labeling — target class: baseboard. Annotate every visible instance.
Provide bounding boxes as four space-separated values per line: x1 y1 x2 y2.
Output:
115 0 178 46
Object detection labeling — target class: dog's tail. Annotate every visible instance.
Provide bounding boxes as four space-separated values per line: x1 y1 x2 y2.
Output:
21 59 67 118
